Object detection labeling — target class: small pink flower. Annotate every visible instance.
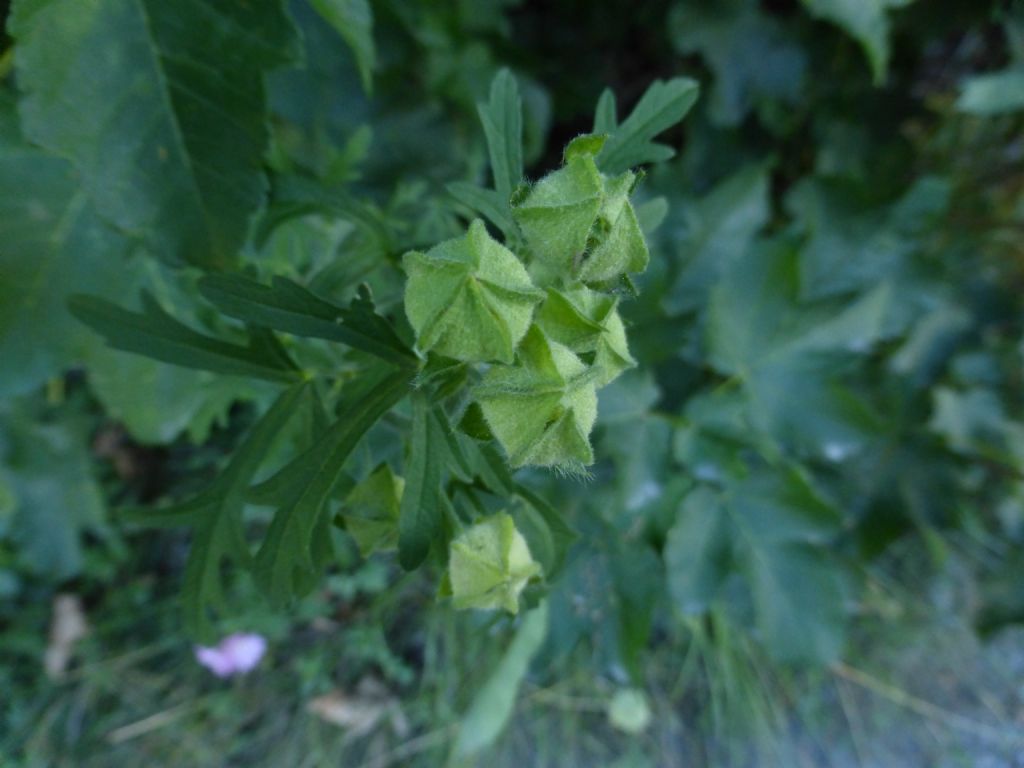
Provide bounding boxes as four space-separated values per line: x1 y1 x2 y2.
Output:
194 633 267 678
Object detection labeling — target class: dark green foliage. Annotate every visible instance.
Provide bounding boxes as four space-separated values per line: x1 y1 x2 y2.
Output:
198 275 417 367
69 293 303 384
2 0 1024 762
11 0 299 269
123 383 315 638
397 394 447 570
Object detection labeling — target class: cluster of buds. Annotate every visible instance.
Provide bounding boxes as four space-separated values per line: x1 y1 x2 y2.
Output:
402 134 648 474
395 134 651 614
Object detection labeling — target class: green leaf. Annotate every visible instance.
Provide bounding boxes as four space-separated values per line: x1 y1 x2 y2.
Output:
729 466 843 544
799 0 912 84
198 275 416 367
255 366 412 603
446 182 517 241
88 348 259 445
597 369 661 426
666 164 770 314
0 407 106 581
786 176 950 301
478 68 524 202
0 102 135 397
595 78 700 174
609 544 662 678
669 0 807 126
69 293 302 383
511 486 577 580
706 240 890 457
11 0 299 268
546 515 660 677
120 384 312 637
665 487 732 615
929 387 1023 464
397 394 446 570
593 89 617 134
185 384 312 638
668 469 846 665
452 601 548 759
308 0 376 93
957 67 1024 115
746 543 845 664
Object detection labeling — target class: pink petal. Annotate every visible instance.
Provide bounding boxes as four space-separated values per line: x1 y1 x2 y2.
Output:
195 646 236 678
221 633 267 674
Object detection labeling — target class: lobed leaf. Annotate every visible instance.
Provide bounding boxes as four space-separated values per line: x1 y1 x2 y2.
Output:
69 293 302 383
595 78 700 174
122 383 313 639
198 275 416 367
446 182 518 241
799 0 911 84
255 366 412 603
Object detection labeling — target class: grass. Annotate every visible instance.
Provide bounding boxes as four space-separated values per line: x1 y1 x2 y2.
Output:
5 534 1024 768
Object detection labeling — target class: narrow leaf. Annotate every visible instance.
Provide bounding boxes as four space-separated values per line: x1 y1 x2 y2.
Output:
255 366 412 603
515 485 577 579
447 181 517 240
452 601 549 758
593 88 618 134
308 0 376 93
182 384 312 637
596 78 700 174
799 0 906 85
398 393 446 570
478 68 524 201
198 275 415 367
69 293 301 383
119 492 221 528
125 383 311 639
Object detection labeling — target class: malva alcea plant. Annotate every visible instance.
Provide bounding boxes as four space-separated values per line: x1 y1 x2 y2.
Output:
403 134 654 612
69 71 699 631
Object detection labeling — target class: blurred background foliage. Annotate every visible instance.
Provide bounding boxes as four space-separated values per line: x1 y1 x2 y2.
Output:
2 0 1024 765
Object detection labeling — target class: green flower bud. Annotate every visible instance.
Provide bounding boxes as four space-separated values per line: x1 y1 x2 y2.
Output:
512 152 603 276
474 326 599 470
563 132 608 162
403 219 544 363
449 513 541 614
577 171 649 284
512 141 649 286
535 287 636 387
341 464 403 557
